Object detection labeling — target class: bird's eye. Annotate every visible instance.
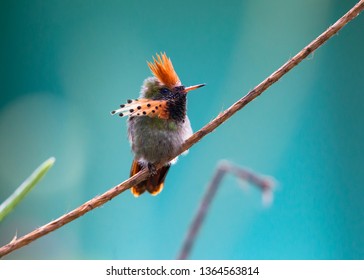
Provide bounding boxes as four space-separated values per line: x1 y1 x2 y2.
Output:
160 88 170 95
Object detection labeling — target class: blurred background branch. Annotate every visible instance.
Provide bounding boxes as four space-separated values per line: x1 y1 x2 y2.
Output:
177 160 275 260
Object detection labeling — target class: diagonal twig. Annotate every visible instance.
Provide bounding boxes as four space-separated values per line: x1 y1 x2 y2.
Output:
177 161 275 260
1 0 363 258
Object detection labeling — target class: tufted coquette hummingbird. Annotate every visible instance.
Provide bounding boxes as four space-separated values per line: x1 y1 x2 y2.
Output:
111 53 205 197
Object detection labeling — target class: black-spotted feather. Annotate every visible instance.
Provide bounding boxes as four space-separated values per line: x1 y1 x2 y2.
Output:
111 98 169 119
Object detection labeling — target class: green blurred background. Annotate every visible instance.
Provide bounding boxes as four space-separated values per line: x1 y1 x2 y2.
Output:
1 0 363 259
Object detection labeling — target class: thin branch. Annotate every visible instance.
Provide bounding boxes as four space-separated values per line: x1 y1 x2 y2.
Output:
177 161 275 260
1 0 363 258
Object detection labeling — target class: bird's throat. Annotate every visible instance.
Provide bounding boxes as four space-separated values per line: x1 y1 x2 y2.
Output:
166 95 187 123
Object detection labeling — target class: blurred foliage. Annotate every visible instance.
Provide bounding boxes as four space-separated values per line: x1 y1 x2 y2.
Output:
0 157 55 222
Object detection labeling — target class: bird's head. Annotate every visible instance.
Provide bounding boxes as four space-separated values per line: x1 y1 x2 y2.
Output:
143 53 205 99
111 53 204 120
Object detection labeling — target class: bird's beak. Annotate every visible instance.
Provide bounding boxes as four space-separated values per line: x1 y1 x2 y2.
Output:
184 83 206 93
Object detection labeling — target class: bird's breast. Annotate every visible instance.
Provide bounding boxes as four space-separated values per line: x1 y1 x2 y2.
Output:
127 116 192 164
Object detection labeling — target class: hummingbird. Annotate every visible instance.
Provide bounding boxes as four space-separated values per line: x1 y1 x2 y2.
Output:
111 53 205 197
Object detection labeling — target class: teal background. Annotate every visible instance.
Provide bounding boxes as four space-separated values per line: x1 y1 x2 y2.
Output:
1 0 364 259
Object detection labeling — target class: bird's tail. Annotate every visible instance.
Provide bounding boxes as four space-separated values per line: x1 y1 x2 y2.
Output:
130 160 170 197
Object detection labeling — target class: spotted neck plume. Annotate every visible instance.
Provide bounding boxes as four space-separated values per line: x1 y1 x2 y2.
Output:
110 98 169 119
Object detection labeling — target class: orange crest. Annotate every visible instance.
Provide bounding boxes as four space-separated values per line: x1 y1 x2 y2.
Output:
147 53 181 88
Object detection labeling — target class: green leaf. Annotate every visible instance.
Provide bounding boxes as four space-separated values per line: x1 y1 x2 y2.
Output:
0 157 56 222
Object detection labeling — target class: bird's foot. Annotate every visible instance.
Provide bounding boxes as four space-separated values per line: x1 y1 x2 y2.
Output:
147 163 157 175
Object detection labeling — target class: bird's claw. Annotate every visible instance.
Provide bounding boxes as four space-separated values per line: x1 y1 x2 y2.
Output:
147 163 157 175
